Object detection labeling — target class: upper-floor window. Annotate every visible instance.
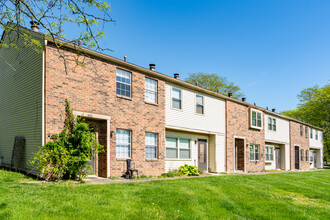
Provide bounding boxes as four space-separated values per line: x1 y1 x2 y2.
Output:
300 125 303 136
315 130 318 140
116 69 131 97
166 137 191 159
196 95 204 114
310 128 313 139
172 88 182 109
250 144 259 161
265 146 274 161
300 149 304 161
145 132 157 159
268 117 276 131
250 109 262 129
116 129 131 158
305 127 308 138
145 78 157 104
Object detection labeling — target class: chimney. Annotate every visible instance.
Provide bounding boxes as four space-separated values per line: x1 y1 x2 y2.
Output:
174 73 179 79
124 56 127 62
30 21 39 32
149 64 155 71
254 102 256 106
228 93 232 97
242 97 246 102
266 107 269 110
195 81 198 86
272 108 276 112
216 89 220 93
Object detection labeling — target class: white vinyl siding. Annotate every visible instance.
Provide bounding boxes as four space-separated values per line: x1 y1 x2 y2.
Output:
250 144 259 161
264 114 290 144
145 78 157 103
0 31 43 172
116 129 131 158
116 69 131 97
145 132 157 159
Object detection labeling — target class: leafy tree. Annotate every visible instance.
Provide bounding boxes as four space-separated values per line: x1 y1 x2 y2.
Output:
31 99 103 181
185 72 244 98
281 84 330 161
0 0 114 69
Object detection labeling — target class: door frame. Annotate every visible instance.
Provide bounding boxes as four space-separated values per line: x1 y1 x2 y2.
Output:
73 110 111 177
198 139 208 172
233 136 246 172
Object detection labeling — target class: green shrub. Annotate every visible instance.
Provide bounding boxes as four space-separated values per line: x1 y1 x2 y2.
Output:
30 99 103 181
140 174 148 179
160 169 182 178
179 164 200 176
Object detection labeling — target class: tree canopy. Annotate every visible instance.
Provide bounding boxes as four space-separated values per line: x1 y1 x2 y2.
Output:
185 72 244 98
281 83 330 161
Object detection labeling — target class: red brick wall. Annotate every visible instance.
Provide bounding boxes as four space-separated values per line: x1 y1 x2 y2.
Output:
226 101 265 172
44 44 166 177
289 121 310 170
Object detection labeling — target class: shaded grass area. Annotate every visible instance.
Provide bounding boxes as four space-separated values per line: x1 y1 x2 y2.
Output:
0 169 329 219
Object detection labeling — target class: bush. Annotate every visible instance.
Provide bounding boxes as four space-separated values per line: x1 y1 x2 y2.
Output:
30 99 103 181
140 174 148 179
179 164 200 176
160 169 182 178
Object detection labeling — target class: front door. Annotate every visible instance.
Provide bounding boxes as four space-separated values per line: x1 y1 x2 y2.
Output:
235 138 244 171
295 146 299 169
275 148 281 169
198 139 207 171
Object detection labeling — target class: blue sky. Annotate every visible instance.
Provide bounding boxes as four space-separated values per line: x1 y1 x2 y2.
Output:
89 1 329 111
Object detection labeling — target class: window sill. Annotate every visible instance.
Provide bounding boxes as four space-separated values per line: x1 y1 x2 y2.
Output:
116 95 132 101
145 101 158 106
145 159 159 162
116 158 131 161
250 126 262 130
265 161 273 163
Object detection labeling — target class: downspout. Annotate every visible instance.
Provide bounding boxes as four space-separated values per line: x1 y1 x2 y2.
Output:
41 40 47 145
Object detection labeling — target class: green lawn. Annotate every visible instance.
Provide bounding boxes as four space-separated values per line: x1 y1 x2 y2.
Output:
0 170 329 219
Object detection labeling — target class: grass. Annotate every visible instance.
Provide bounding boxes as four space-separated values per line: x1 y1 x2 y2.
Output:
0 169 329 219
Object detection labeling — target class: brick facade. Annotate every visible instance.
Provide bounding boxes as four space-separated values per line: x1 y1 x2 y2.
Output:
45 44 166 177
226 101 265 172
289 121 310 170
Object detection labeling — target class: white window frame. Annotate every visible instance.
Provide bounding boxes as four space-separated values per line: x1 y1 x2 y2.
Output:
145 77 158 104
300 125 303 136
145 132 158 159
265 145 274 162
310 128 313 139
250 109 262 129
310 150 314 162
195 94 204 115
268 117 276 131
116 68 132 98
171 87 182 110
116 129 131 159
300 149 304 161
305 127 308 138
166 137 191 159
250 144 259 161
315 130 318 140
305 150 308 161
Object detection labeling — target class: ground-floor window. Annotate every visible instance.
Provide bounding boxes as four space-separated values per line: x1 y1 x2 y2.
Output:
265 146 273 161
310 150 314 162
145 132 157 159
166 137 191 159
116 129 131 158
305 150 308 161
250 144 259 161
300 149 304 161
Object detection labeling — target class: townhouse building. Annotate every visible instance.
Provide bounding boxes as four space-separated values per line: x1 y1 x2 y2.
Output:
0 24 324 177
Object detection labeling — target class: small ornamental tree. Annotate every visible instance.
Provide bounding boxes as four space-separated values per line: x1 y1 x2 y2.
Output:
31 99 103 181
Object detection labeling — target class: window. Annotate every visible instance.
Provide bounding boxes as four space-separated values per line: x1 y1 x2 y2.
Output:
250 144 259 161
300 125 303 136
315 130 318 140
310 150 314 162
196 95 204 114
300 149 303 161
268 117 276 131
116 129 131 158
145 132 157 159
116 69 131 97
166 137 191 159
145 78 157 103
172 88 182 109
310 128 313 139
305 150 308 161
251 109 262 129
305 127 308 138
265 146 274 161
